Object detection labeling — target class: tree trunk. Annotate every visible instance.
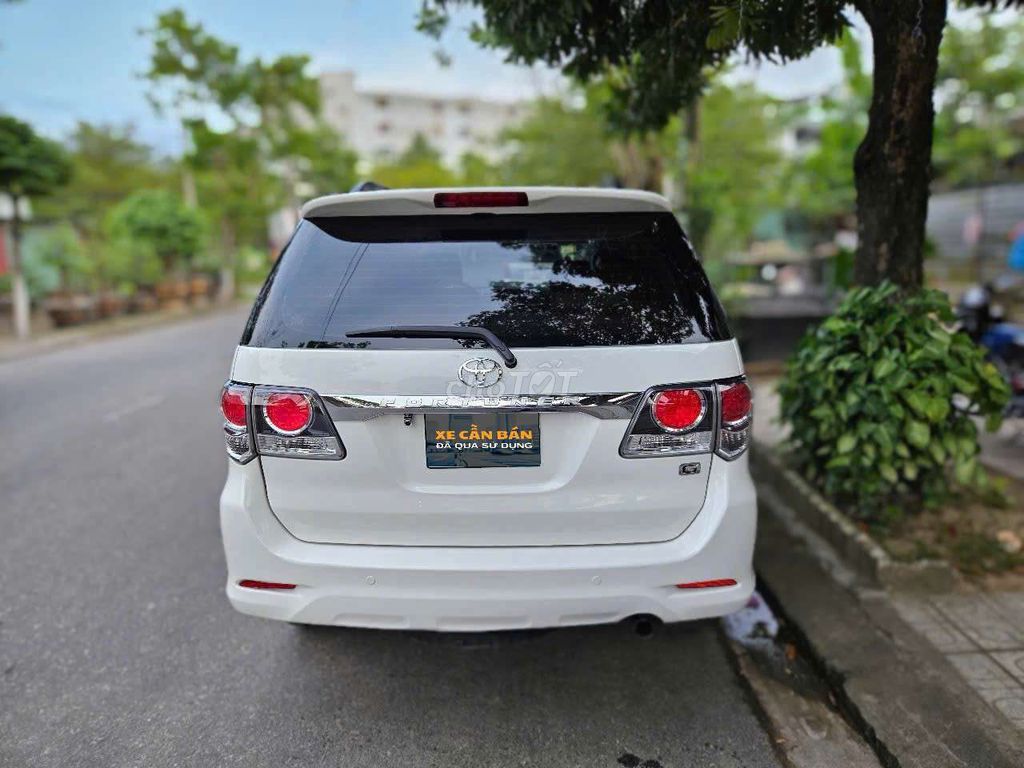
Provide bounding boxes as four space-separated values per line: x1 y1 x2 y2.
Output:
9 208 31 340
181 168 198 209
218 217 236 303
677 100 715 255
854 0 947 289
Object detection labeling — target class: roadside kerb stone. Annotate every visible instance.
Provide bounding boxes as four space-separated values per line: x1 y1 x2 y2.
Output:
751 440 959 593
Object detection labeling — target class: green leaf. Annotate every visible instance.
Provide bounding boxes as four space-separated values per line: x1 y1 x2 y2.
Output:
837 433 857 454
707 7 741 50
907 421 930 449
873 357 897 380
826 455 852 469
954 456 976 485
924 397 950 424
809 404 833 421
903 390 929 417
875 428 893 455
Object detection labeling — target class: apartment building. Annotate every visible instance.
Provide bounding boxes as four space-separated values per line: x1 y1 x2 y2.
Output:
318 71 526 168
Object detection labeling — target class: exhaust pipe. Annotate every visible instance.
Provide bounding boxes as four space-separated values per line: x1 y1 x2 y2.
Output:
624 614 662 638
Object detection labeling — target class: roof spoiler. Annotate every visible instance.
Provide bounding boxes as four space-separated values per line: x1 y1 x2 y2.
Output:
349 180 389 193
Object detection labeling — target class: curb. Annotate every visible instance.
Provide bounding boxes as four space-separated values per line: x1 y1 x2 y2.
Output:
750 440 959 593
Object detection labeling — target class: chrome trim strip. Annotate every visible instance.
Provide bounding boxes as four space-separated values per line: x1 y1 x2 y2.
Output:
323 392 643 421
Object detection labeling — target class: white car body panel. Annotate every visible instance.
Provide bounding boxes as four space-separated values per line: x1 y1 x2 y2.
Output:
301 186 673 218
231 341 743 546
220 450 757 631
231 341 743 395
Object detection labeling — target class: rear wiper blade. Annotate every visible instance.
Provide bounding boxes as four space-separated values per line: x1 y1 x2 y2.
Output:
346 325 518 368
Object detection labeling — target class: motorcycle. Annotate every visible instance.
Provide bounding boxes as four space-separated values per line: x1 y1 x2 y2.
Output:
956 280 1024 418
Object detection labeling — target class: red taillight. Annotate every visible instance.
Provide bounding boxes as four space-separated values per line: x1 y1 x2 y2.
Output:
651 388 706 432
720 382 752 425
238 579 297 590
675 578 738 590
433 191 529 208
221 387 248 427
263 392 312 435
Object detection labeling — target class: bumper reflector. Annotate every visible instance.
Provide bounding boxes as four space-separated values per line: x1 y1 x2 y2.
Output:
238 580 297 591
675 578 738 590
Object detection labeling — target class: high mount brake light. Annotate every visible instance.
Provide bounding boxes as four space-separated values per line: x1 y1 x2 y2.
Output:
433 191 529 208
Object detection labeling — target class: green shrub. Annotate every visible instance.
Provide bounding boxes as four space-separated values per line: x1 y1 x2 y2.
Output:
27 223 90 291
101 236 163 291
105 190 204 276
778 282 1010 522
234 245 270 287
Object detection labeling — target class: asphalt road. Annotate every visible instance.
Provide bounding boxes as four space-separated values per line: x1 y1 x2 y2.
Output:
0 309 781 768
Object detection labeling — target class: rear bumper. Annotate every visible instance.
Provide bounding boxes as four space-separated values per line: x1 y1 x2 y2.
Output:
219 455 757 631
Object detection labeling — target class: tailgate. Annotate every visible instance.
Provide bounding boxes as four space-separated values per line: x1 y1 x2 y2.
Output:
232 342 742 546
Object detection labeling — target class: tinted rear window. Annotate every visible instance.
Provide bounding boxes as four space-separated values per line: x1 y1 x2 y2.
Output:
242 212 730 349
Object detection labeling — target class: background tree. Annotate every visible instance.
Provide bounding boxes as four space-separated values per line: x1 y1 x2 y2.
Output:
371 133 457 188
933 15 1024 187
144 8 355 298
106 190 204 282
420 0 1024 291
499 94 619 187
498 84 670 190
34 122 171 290
35 122 169 236
0 114 71 338
682 79 788 257
29 223 89 294
276 123 359 197
781 31 870 224
457 150 502 186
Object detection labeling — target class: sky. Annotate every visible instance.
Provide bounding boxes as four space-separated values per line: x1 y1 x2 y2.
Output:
0 0 846 154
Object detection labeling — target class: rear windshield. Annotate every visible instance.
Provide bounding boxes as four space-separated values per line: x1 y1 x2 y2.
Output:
242 212 730 349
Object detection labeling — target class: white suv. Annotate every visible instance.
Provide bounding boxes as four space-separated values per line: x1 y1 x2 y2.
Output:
219 187 756 632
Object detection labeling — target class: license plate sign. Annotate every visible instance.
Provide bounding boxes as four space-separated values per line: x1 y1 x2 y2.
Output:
425 413 540 468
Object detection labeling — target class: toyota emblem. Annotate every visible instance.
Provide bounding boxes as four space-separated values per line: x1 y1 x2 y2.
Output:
458 357 503 388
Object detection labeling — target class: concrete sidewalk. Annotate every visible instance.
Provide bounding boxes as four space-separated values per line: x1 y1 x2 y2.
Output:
891 592 1024 731
756 494 1024 766
750 376 1024 763
979 420 1024 483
